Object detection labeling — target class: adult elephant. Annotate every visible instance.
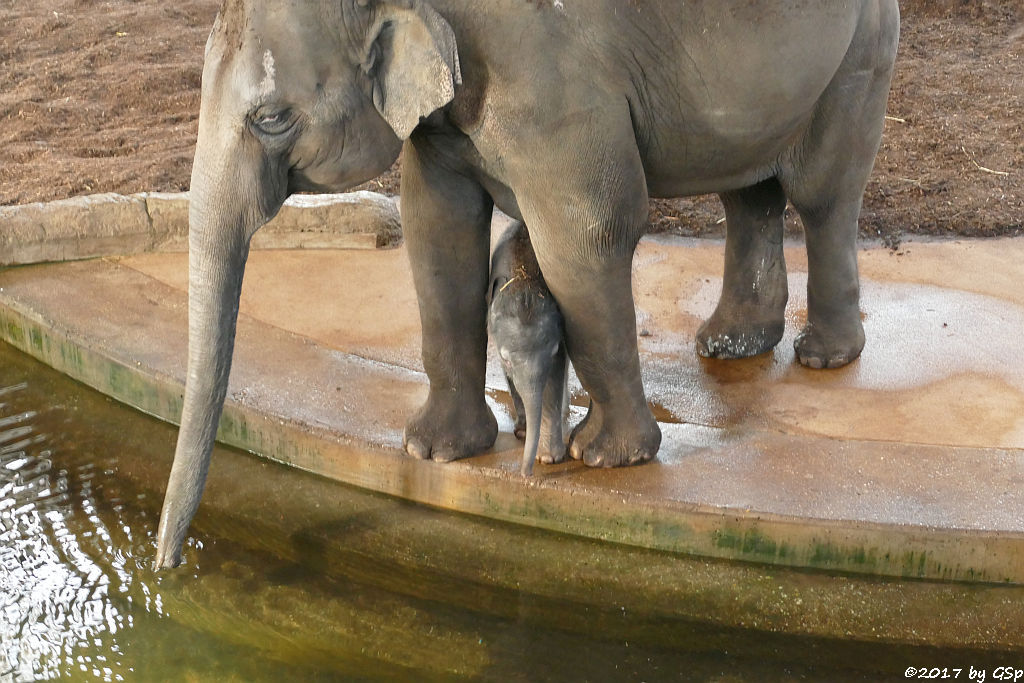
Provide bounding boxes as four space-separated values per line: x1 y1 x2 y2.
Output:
155 0 900 568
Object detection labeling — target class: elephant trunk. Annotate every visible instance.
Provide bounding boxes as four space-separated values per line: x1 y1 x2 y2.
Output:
511 358 550 477
154 120 281 568
154 197 251 569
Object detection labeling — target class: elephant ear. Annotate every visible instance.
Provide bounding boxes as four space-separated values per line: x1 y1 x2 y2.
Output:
364 2 462 140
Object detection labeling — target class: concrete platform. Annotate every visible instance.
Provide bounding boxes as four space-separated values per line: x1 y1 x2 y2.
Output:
2 233 1024 584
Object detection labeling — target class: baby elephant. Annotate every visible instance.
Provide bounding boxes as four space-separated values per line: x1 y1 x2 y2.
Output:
488 222 570 476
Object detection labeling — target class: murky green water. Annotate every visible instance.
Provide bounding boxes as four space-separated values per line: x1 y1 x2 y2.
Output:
1 340 1019 681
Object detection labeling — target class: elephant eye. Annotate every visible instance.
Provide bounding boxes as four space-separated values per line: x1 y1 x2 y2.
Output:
251 109 294 136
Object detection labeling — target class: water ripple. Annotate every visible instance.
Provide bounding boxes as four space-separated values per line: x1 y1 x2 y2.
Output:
0 385 129 682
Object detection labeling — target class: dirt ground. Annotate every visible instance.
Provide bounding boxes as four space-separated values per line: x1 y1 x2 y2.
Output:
1 0 1021 245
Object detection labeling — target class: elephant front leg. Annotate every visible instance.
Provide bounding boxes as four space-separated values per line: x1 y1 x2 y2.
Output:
400 137 497 462
549 256 660 467
520 168 661 466
697 178 789 359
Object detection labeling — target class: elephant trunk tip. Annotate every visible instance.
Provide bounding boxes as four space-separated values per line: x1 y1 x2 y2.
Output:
154 512 188 570
520 457 535 477
520 418 541 477
153 548 183 571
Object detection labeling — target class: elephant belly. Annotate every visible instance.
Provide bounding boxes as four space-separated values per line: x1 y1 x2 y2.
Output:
638 109 807 199
625 0 868 197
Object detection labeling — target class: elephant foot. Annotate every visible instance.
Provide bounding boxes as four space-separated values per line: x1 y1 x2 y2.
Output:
794 320 864 369
695 312 785 360
537 440 568 465
404 396 497 462
513 416 527 441
568 405 661 468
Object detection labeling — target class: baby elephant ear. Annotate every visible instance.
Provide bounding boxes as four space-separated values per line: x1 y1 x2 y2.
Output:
364 2 462 139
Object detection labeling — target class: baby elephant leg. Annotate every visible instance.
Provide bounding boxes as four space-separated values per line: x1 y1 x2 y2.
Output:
536 344 569 465
504 370 528 440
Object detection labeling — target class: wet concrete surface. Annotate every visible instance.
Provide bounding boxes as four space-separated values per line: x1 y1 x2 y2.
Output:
2 234 1024 582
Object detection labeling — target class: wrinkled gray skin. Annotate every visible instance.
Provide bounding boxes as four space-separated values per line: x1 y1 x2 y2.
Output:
155 0 900 568
488 221 569 476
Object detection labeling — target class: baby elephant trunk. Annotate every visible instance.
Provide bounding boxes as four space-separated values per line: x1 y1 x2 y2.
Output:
509 355 553 477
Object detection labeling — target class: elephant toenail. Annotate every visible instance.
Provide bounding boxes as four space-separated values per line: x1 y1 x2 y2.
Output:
433 447 458 463
406 438 430 460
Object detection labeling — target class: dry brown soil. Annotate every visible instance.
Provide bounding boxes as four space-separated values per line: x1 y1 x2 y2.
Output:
2 0 1021 245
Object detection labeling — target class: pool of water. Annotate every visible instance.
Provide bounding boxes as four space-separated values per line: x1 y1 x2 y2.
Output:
1 340 1018 681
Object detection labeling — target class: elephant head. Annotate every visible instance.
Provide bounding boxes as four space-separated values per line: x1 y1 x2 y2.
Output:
154 0 462 569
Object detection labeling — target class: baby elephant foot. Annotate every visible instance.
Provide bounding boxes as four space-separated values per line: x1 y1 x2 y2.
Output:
794 320 865 369
695 313 785 360
537 440 568 465
404 396 497 462
568 407 661 468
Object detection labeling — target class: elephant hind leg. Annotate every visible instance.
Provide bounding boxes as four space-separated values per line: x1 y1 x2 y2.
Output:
696 177 789 360
779 0 899 369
